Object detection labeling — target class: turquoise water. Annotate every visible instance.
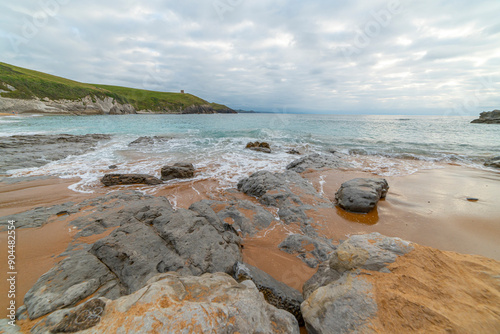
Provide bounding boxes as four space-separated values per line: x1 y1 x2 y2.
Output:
1 114 498 192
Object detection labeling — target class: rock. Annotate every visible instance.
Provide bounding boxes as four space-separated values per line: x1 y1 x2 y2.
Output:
286 153 351 173
160 162 195 181
234 262 304 325
51 298 106 332
301 233 414 333
335 178 389 213
24 248 117 320
0 319 21 333
237 170 329 227
108 165 118 169
471 109 500 124
301 233 500 333
0 134 111 174
287 148 301 155
90 204 242 294
485 156 500 168
109 103 136 115
43 273 299 334
191 199 275 236
100 174 163 186
127 136 169 146
181 104 217 114
245 141 272 153
278 234 336 268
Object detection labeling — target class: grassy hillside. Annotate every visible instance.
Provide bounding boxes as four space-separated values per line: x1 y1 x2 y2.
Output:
0 62 231 112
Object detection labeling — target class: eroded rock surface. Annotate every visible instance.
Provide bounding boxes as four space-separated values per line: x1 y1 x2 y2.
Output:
160 162 195 181
286 153 351 173
471 109 500 124
279 234 336 268
335 178 389 213
100 174 163 186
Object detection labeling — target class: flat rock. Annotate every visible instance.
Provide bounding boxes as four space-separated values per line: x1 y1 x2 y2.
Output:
0 134 111 173
278 234 336 268
44 273 299 334
160 162 195 181
127 136 169 146
335 178 389 213
286 153 351 173
471 109 500 124
100 174 163 186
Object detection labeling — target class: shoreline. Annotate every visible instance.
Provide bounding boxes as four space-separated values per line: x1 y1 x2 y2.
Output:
1 163 499 315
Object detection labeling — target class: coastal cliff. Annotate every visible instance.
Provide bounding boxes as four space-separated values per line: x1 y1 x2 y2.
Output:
0 62 235 115
471 110 500 124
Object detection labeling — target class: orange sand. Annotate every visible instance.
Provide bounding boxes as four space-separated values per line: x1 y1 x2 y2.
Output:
366 244 500 333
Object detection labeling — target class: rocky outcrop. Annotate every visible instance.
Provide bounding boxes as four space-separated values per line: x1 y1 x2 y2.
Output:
38 273 299 334
181 104 217 114
335 178 389 213
100 174 163 186
0 95 136 115
286 153 351 173
0 134 111 174
160 162 195 181
471 109 500 124
278 234 336 268
19 191 243 321
301 233 500 333
245 141 272 153
485 156 500 169
234 262 304 325
190 199 275 237
127 136 169 146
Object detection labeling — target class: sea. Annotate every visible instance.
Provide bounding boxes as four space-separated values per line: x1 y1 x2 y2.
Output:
1 114 499 193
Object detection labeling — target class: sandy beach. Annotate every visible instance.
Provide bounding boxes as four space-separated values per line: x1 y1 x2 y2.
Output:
1 163 499 316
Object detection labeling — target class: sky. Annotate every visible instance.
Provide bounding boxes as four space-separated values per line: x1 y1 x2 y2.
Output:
1 0 499 115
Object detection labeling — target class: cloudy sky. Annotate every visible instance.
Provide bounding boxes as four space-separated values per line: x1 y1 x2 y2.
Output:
1 0 499 114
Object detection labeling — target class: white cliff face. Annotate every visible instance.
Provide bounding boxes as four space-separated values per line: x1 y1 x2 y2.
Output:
0 95 136 115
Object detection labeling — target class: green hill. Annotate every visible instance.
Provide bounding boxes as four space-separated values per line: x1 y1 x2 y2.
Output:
0 62 232 113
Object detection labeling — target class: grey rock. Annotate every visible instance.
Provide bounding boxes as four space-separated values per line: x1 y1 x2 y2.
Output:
485 156 500 168
109 103 136 115
278 234 336 268
0 134 111 174
181 104 217 114
24 248 116 320
91 205 242 294
234 262 304 325
301 233 414 333
191 199 275 236
160 162 195 181
237 170 328 229
471 109 500 124
286 153 351 173
287 148 301 155
100 173 163 186
335 178 389 213
127 136 169 146
0 319 21 333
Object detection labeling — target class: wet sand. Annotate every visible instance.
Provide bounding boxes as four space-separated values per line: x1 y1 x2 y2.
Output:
0 164 499 323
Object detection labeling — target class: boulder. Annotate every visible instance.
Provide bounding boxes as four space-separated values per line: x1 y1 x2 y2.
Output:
44 273 300 334
286 153 351 173
245 141 271 153
335 178 389 213
100 174 163 186
471 109 500 124
287 148 301 155
234 262 304 325
485 156 500 169
278 234 336 268
160 162 195 181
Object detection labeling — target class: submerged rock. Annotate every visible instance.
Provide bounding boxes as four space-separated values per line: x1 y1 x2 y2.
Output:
471 109 500 124
233 262 304 325
160 162 195 181
45 273 299 334
127 136 169 146
245 141 272 153
286 153 351 173
335 178 389 213
100 173 163 186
